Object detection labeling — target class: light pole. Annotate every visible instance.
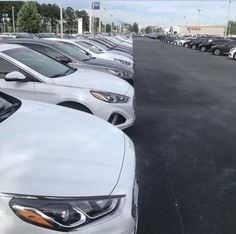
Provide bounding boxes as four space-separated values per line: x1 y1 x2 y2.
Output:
60 1 63 38
225 0 232 38
12 6 15 33
197 9 202 27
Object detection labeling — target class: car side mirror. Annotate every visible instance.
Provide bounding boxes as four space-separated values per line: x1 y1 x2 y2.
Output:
5 71 27 82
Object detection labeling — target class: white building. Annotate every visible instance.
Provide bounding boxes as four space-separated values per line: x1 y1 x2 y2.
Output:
179 25 226 37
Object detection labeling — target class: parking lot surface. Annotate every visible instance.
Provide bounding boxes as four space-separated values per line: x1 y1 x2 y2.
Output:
125 38 236 234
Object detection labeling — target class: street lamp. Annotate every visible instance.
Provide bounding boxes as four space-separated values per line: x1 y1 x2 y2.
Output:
225 0 232 38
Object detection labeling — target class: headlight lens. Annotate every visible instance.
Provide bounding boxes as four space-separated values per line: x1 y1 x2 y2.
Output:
9 195 123 232
114 59 132 66
91 91 129 103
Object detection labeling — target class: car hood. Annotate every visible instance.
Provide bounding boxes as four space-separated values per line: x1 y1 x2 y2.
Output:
52 69 130 95
86 57 134 73
95 52 133 64
0 101 125 197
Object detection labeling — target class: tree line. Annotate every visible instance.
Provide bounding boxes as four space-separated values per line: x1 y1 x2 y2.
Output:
0 1 89 33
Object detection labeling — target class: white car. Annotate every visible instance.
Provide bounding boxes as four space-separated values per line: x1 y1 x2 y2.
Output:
177 38 194 47
46 38 134 68
0 44 135 129
77 39 134 60
229 47 236 60
0 92 138 234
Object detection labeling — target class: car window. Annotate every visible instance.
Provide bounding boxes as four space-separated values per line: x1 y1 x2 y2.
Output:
3 47 74 78
55 42 91 61
25 44 72 63
76 41 103 54
0 57 36 81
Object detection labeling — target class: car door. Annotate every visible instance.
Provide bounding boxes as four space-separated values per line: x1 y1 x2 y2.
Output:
0 57 35 100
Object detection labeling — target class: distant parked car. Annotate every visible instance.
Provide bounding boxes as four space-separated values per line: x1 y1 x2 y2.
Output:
0 44 135 129
189 38 210 50
0 91 138 234
210 41 236 56
198 39 229 52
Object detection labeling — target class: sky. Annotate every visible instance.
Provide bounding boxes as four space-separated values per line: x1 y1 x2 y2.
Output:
36 0 236 28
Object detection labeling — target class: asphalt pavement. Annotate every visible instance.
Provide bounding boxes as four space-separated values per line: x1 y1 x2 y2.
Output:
125 38 236 234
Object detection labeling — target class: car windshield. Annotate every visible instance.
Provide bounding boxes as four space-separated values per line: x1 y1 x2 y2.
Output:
55 42 91 61
75 41 103 54
3 47 75 78
0 93 21 123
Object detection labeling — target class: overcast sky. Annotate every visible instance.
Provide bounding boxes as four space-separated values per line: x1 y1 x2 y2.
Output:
37 0 236 28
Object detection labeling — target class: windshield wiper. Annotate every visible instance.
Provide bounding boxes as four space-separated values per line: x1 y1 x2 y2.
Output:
50 67 76 78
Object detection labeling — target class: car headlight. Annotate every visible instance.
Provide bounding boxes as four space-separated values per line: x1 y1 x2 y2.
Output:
108 69 132 78
91 91 129 103
9 195 124 232
114 59 132 66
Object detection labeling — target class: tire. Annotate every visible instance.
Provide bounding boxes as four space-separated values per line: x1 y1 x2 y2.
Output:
192 45 197 50
200 46 207 52
58 102 93 114
234 53 236 60
214 49 221 56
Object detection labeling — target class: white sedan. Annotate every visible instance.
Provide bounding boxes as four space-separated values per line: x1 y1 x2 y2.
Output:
46 38 134 68
229 47 236 60
0 92 138 234
0 44 135 129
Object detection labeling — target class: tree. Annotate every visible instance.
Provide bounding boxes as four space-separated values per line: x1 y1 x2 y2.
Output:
132 22 139 33
38 3 60 32
0 1 24 32
106 24 111 33
75 10 89 32
17 1 42 33
145 26 153 34
228 21 236 35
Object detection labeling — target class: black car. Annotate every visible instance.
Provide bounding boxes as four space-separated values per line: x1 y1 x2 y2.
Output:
0 39 135 85
210 41 236 56
189 38 210 50
198 39 229 52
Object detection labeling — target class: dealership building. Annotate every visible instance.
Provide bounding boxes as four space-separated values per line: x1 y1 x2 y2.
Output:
179 25 226 37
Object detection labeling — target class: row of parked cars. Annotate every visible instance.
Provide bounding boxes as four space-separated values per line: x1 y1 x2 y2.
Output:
159 35 236 59
0 35 138 234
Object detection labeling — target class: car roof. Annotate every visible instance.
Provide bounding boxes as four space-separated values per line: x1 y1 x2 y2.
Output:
0 43 24 52
0 39 59 46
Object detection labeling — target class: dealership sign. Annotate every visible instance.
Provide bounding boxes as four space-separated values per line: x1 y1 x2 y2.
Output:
187 26 201 31
92 2 100 10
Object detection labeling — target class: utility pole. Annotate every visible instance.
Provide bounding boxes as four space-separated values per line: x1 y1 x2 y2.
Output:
89 0 93 35
12 6 15 33
99 4 102 33
197 9 202 27
60 1 63 38
225 0 232 38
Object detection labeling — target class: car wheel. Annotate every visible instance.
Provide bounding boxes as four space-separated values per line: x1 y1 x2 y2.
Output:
184 44 189 48
58 102 93 114
200 47 207 52
214 49 221 56
192 45 197 50
234 53 236 60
